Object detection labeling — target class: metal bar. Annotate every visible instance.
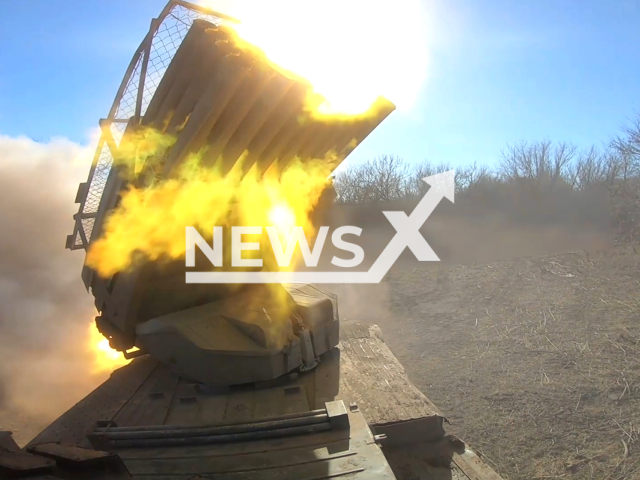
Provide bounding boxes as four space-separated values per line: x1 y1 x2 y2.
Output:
66 235 82 251
141 20 209 127
240 82 306 177
95 408 327 433
174 0 240 22
99 120 121 166
70 0 227 246
222 74 295 170
162 53 252 176
134 19 158 124
72 219 89 249
208 68 277 174
97 414 329 440
106 0 177 120
257 115 301 176
107 423 332 448
78 137 106 211
75 212 98 219
87 160 126 249
107 48 144 121
78 0 175 228
100 118 131 125
159 26 224 135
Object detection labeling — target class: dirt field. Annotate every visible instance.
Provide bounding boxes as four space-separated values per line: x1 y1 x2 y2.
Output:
331 242 640 480
3 203 639 479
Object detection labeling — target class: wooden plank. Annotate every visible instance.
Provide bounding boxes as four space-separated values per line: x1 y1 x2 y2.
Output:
453 449 505 480
0 432 19 451
383 444 475 480
336 322 446 447
338 333 397 423
337 323 443 425
132 456 364 480
0 449 55 477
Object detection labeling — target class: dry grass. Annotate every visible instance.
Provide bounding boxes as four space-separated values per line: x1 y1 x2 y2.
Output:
332 244 640 480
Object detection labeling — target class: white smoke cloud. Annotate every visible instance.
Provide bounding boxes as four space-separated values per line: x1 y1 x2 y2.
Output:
0 133 110 443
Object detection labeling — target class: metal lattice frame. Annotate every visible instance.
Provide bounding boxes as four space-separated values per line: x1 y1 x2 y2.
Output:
67 1 237 251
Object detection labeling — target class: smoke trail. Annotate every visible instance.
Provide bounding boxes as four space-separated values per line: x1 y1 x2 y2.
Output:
0 134 109 443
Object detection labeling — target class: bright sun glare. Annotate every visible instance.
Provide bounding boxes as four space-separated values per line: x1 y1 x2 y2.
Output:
207 0 429 115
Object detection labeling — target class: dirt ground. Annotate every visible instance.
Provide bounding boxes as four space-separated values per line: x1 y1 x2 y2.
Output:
3 206 639 480
330 239 640 480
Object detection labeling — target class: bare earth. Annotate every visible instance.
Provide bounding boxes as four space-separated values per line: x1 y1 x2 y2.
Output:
331 243 640 480
3 211 640 480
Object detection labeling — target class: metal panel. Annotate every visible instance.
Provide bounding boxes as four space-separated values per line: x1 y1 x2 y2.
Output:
107 408 393 480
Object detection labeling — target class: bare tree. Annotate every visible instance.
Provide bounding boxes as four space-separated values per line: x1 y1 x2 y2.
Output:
334 155 410 203
333 162 373 203
456 162 493 191
408 161 453 196
566 146 608 190
612 114 640 159
499 140 576 188
365 155 411 201
336 157 500 203
333 166 362 203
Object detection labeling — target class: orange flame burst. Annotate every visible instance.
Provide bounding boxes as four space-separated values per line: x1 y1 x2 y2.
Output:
88 322 131 374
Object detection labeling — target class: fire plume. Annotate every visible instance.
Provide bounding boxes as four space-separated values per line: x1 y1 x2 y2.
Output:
88 322 130 373
86 152 332 277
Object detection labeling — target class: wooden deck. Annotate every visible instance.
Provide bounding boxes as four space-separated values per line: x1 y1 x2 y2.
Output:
27 322 503 480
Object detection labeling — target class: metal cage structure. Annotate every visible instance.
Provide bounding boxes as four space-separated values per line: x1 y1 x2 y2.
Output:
66 1 236 253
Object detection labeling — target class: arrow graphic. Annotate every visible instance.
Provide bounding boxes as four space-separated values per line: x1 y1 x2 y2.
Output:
186 170 455 284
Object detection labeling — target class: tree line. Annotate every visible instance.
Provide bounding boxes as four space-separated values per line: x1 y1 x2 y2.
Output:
332 114 640 240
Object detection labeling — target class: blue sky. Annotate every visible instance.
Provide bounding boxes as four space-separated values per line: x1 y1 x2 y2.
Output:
0 0 639 169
